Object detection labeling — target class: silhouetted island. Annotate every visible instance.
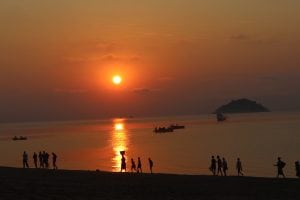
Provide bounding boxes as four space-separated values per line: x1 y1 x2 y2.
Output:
214 98 270 114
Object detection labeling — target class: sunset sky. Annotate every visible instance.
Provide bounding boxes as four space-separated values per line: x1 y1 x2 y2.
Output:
1 0 300 122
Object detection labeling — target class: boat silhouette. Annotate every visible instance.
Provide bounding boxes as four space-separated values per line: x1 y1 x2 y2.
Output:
216 113 227 122
154 127 174 133
169 124 185 129
12 136 27 141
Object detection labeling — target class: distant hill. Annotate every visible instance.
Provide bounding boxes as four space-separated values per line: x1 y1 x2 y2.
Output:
214 98 270 114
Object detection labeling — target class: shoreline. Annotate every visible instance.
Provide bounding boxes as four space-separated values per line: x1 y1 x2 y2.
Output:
1 166 299 200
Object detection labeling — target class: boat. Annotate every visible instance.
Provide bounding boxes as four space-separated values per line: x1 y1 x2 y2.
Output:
169 124 185 129
12 136 27 141
216 112 227 122
154 127 174 133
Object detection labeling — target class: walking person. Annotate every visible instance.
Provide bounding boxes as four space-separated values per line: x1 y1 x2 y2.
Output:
33 152 38 168
274 157 286 178
236 158 244 176
217 155 223 176
52 152 58 170
22 151 29 168
222 157 228 176
209 156 217 175
137 157 142 173
38 151 44 168
148 158 154 174
131 158 136 172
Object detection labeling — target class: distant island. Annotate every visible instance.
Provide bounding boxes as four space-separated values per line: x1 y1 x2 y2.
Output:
214 98 270 114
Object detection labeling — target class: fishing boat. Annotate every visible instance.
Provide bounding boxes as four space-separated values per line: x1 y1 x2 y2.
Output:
154 127 174 133
169 124 185 129
12 136 27 141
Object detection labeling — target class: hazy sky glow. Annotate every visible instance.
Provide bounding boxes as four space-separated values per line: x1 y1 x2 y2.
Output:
1 0 300 122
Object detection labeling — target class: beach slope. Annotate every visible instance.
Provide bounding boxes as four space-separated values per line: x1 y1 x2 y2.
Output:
0 167 299 200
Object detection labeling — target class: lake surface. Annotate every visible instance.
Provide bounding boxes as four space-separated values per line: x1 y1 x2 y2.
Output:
0 112 299 177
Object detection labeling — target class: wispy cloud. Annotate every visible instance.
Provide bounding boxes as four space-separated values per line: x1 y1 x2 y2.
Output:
133 87 161 95
158 76 175 81
229 33 279 45
53 88 87 94
230 34 249 40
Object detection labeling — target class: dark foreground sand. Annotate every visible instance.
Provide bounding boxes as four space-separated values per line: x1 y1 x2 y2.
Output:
0 167 299 200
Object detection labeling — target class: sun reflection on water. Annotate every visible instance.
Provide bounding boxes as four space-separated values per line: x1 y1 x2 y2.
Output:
112 119 128 172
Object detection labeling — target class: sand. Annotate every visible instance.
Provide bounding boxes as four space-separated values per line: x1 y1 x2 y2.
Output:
0 167 299 200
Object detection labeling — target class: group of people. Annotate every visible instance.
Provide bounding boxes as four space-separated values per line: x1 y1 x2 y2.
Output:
209 156 238 176
120 152 154 174
22 151 58 170
209 156 300 178
22 150 299 177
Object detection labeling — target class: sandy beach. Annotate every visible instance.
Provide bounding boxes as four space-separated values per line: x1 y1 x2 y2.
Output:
0 167 299 200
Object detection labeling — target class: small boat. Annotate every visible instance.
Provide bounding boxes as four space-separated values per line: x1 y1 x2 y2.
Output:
12 136 27 141
169 124 185 129
154 127 174 133
216 113 227 122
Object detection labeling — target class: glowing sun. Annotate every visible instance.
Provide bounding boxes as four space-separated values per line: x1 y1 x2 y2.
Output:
112 75 122 85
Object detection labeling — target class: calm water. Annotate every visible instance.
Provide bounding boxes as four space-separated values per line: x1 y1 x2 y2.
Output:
0 112 299 177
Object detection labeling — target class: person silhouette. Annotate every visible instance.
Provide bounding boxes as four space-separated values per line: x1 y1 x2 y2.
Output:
148 158 154 174
222 157 228 176
23 151 29 168
236 158 243 176
33 152 38 168
45 152 50 168
38 151 43 168
131 158 136 172
137 157 142 173
217 155 223 176
210 156 216 175
121 155 126 172
42 151 47 168
52 152 58 170
274 157 286 178
295 161 300 178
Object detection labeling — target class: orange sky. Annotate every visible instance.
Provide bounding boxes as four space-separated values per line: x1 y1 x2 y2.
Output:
0 0 300 122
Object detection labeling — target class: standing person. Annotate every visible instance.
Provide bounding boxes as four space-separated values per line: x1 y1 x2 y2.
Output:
131 158 136 172
121 155 126 172
148 158 154 174
295 161 300 178
22 151 29 168
217 155 223 176
33 152 38 168
274 157 286 178
222 157 228 176
210 156 217 175
236 158 244 176
42 151 46 167
38 151 44 168
52 153 58 170
137 157 142 173
45 152 50 168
